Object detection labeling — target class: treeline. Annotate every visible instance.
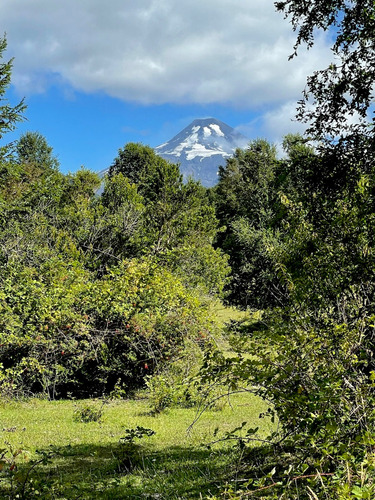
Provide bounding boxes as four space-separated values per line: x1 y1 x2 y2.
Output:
0 127 233 397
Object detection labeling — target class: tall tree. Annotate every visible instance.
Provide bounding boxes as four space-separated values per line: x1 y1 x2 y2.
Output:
201 4 375 497
108 142 169 189
0 35 26 157
106 143 229 294
16 131 59 171
215 139 280 308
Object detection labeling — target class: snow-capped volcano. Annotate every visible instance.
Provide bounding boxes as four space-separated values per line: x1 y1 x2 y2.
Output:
155 118 248 187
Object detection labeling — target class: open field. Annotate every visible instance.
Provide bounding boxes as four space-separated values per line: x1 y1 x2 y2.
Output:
0 392 273 499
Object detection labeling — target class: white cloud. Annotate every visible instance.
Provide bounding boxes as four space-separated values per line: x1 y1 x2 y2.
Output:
1 0 332 107
235 100 308 154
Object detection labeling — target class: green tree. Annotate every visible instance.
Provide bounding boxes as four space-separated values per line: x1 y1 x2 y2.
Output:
16 131 59 171
108 142 169 188
216 139 277 225
74 173 147 271
202 148 375 497
105 143 229 293
215 139 281 308
0 35 26 157
275 0 375 139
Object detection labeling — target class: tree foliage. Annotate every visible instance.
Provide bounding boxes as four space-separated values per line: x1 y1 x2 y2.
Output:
0 146 225 398
215 139 284 308
275 0 375 139
16 131 59 171
202 140 375 497
106 142 230 293
0 257 214 398
0 35 26 157
201 3 375 498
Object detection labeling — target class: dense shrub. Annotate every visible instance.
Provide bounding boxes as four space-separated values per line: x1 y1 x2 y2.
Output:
0 258 214 398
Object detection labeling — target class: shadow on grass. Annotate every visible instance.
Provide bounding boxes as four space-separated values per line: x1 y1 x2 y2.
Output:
0 440 250 499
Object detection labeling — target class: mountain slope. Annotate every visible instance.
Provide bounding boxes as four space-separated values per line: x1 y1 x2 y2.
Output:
155 118 248 187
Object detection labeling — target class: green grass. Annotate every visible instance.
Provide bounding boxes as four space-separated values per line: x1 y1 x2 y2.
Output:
0 392 273 499
209 300 250 326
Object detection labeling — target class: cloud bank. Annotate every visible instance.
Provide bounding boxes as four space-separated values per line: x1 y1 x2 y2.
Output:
1 0 332 108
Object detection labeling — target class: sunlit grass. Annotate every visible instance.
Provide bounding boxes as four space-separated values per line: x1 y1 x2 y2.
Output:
0 392 273 499
209 299 250 326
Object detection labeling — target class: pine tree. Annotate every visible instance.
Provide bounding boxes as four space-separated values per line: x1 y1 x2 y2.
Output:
0 35 26 157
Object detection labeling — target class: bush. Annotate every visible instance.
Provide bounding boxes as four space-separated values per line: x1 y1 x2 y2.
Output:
116 426 155 472
73 401 105 423
0 258 215 398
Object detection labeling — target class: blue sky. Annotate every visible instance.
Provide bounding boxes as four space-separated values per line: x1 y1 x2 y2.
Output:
2 0 332 174
7 85 260 174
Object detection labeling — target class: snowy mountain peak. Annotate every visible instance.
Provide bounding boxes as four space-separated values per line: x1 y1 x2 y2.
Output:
155 118 248 186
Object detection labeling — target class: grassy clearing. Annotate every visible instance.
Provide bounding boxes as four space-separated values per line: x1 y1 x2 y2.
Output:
0 392 273 499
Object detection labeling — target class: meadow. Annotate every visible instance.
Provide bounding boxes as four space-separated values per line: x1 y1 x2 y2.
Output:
0 391 273 499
